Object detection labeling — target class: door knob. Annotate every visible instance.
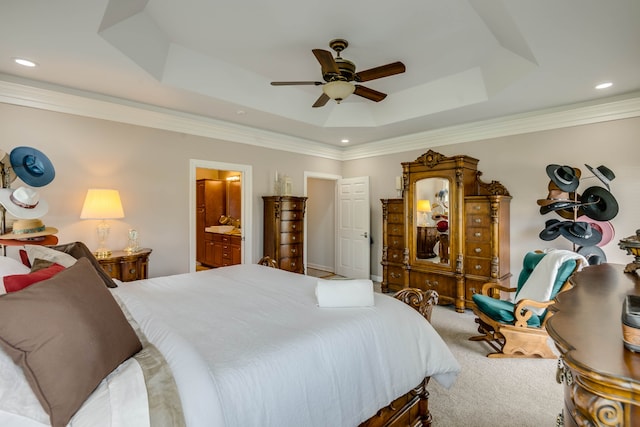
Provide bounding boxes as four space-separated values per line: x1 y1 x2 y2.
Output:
361 232 368 238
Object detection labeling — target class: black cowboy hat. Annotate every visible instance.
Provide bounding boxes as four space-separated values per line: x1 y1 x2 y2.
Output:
546 164 580 192
580 186 619 221
559 221 602 246
577 245 606 265
585 164 615 190
539 219 566 241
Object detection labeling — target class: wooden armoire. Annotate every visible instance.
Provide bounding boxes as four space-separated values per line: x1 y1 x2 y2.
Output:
381 150 511 312
263 196 307 274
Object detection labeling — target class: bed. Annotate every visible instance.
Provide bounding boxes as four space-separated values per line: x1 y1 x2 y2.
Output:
0 245 460 427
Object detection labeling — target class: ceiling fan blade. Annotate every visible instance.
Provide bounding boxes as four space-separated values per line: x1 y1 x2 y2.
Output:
354 85 387 102
312 49 340 74
312 93 330 108
271 81 323 86
355 61 406 82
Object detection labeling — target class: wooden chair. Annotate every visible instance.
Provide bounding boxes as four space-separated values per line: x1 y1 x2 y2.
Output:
393 288 438 323
257 256 278 268
469 250 585 358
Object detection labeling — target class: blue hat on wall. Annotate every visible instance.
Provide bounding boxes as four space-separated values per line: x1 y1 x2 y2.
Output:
9 146 55 187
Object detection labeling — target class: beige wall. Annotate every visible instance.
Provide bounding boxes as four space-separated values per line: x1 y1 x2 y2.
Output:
343 117 640 279
0 103 342 277
1 102 638 280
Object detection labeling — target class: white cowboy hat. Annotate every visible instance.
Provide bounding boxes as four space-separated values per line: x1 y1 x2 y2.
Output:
0 186 49 218
0 218 58 240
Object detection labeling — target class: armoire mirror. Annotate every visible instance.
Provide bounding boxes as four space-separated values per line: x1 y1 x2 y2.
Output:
414 177 450 265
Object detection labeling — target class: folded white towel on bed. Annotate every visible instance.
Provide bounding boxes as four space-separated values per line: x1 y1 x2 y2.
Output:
315 279 375 308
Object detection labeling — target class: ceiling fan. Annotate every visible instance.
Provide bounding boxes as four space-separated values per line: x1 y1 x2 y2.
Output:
270 39 406 108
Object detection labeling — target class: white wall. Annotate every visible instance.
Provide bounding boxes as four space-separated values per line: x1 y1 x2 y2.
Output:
0 103 342 277
343 116 640 279
2 102 638 281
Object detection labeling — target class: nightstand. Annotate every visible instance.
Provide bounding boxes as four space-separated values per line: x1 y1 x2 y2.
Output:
97 248 152 282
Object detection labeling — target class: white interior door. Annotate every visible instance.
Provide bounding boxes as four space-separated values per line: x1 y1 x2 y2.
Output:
336 176 370 279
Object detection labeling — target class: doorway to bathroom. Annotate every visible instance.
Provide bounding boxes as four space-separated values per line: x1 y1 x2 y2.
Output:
189 159 252 273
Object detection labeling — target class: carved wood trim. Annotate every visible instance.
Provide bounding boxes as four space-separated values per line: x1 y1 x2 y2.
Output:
475 171 511 196
415 149 448 168
393 288 438 323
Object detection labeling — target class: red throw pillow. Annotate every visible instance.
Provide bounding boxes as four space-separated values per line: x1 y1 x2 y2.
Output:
3 263 65 293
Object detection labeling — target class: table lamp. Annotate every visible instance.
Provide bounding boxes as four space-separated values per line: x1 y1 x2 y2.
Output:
417 199 431 226
80 189 124 258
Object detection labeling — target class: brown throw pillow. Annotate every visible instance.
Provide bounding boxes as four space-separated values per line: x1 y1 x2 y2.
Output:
0 258 142 427
47 241 118 288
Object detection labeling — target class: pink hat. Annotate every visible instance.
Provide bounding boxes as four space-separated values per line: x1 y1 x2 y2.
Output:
576 215 615 247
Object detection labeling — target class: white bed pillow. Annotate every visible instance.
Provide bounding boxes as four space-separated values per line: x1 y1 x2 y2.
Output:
0 256 31 295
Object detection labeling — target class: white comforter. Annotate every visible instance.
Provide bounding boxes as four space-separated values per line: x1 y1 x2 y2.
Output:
112 264 460 427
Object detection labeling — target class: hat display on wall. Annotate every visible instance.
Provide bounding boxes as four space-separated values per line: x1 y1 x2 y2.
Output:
585 164 615 190
9 146 55 187
0 218 58 240
0 186 49 219
580 186 619 221
558 221 602 246
538 162 617 254
545 164 581 192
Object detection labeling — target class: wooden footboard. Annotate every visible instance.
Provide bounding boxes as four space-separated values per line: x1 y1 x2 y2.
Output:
359 377 432 427
359 288 438 427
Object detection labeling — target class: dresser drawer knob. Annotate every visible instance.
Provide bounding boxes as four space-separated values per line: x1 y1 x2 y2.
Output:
470 287 477 294
474 218 482 223
292 236 297 241
292 204 297 208
475 264 482 270
392 254 398 259
390 272 399 279
291 248 297 254
129 268 136 274
475 247 482 253
293 213 298 218
474 232 482 237
292 224 296 229
474 205 481 210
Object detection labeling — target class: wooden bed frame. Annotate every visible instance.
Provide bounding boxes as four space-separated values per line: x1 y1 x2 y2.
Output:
359 288 439 427
259 258 440 427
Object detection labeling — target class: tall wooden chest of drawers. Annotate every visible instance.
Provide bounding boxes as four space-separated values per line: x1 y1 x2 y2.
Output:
464 195 511 305
381 198 406 293
263 196 307 274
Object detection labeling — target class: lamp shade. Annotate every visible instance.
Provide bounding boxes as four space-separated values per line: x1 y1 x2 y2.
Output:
417 199 432 212
80 189 124 219
322 80 355 102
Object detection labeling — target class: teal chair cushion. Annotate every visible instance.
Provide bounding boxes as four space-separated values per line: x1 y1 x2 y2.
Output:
472 252 578 327
472 294 542 327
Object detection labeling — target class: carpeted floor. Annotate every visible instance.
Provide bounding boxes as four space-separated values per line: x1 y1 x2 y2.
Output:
427 305 563 426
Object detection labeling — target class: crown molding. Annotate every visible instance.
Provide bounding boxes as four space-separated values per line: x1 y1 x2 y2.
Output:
341 93 640 160
1 76 639 162
0 77 344 161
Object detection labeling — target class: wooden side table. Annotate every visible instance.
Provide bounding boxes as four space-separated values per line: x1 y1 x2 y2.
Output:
97 248 152 282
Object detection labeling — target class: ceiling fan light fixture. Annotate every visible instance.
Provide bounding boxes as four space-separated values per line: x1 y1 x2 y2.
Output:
322 80 355 103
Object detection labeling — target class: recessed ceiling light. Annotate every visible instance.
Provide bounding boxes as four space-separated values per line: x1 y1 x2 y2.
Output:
13 58 37 67
595 82 613 90
341 139 349 144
